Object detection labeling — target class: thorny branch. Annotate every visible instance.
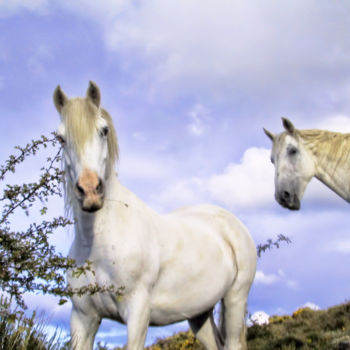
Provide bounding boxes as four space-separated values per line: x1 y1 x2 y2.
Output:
0 134 122 308
256 234 292 258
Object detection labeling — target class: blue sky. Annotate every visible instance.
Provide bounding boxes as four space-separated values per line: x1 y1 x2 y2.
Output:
1 0 350 347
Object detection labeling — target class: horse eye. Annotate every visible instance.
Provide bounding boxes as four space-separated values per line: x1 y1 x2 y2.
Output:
56 134 65 145
288 146 298 156
100 126 109 137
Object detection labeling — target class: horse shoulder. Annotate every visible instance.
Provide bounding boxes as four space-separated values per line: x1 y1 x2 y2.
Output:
165 204 257 273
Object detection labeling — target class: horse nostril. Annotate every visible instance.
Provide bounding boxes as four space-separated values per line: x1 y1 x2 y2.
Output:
282 191 290 200
76 183 85 197
96 178 104 195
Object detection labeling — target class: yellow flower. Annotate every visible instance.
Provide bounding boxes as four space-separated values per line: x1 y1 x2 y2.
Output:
292 307 312 318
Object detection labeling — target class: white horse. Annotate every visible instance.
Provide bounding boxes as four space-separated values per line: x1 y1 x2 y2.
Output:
53 82 256 350
264 117 350 210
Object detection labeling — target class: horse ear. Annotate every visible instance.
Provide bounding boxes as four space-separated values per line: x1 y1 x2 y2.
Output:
53 85 68 114
87 81 101 108
282 117 295 134
263 128 275 142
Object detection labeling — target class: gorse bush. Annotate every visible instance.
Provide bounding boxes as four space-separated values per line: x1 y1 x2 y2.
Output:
116 302 349 350
248 302 350 350
147 332 204 350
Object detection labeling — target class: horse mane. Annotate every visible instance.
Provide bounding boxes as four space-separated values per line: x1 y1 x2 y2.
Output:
297 129 350 168
61 97 119 216
61 97 119 165
101 108 119 166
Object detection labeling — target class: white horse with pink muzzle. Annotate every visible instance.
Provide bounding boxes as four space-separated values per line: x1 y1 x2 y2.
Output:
54 81 257 350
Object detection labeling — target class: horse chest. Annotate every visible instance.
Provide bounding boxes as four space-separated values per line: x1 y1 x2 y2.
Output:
70 235 158 292
69 240 158 323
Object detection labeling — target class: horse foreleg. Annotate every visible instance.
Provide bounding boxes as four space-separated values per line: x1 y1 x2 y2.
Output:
70 307 101 350
126 287 151 350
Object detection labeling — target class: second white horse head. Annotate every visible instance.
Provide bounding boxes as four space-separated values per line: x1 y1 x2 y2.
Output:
264 117 350 209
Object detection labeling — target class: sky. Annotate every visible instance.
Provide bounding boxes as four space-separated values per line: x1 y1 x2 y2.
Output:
1 0 350 347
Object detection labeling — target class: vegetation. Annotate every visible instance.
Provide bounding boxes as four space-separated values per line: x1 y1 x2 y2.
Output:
256 234 291 258
118 302 349 350
248 302 350 350
0 296 68 350
0 135 122 349
2 134 346 350
0 134 121 309
3 298 350 349
0 135 73 307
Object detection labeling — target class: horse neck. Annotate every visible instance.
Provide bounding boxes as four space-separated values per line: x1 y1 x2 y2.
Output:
70 174 155 245
304 133 350 202
70 174 118 245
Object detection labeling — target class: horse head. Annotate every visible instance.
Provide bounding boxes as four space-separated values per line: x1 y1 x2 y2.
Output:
53 81 118 213
264 118 316 210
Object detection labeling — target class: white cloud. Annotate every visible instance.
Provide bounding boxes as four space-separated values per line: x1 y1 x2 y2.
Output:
122 143 347 214
304 177 348 207
0 0 129 19
286 280 299 290
150 147 275 212
96 328 127 339
58 0 130 22
317 114 350 133
302 302 320 311
27 45 53 76
23 293 71 323
0 0 50 17
207 148 274 210
290 114 350 133
150 177 205 212
119 152 176 183
4 1 350 106
248 303 320 324
187 104 210 136
327 239 350 254
276 114 350 136
254 270 279 285
254 269 299 290
248 311 269 326
132 131 148 142
44 325 69 343
100 0 350 101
